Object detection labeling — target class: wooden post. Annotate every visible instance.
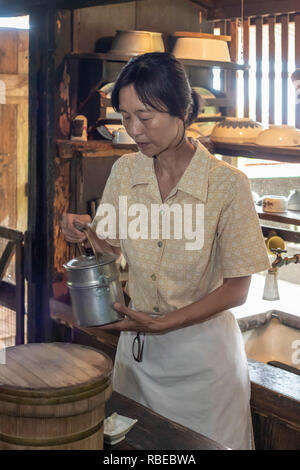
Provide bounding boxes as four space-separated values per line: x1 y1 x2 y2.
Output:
243 18 250 117
255 17 263 123
295 13 300 129
27 8 58 343
226 19 238 117
15 240 25 345
268 16 276 125
281 14 289 125
214 20 227 93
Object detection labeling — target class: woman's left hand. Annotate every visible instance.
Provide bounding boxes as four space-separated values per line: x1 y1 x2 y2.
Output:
96 303 169 333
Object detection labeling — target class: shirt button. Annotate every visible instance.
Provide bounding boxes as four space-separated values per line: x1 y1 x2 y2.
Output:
157 241 163 248
150 274 156 281
153 306 160 313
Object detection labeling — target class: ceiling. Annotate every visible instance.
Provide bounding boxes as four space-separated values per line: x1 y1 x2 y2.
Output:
0 0 299 20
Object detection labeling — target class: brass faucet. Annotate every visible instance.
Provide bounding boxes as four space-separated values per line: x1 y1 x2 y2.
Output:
270 248 300 269
263 249 300 301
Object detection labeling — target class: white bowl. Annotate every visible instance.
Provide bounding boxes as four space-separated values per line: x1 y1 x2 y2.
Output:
211 117 264 144
172 37 231 62
262 195 288 213
109 30 165 56
256 125 300 147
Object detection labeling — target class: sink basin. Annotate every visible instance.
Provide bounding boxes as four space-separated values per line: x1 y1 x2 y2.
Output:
238 311 300 373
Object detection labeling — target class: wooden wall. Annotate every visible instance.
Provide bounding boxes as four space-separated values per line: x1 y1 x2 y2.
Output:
75 0 210 53
0 28 28 280
0 28 28 233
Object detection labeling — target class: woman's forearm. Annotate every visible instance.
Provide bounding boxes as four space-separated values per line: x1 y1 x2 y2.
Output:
163 276 251 331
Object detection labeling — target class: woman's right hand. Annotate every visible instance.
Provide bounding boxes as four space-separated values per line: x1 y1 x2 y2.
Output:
61 213 92 244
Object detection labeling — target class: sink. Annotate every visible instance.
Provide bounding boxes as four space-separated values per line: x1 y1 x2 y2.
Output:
238 311 300 373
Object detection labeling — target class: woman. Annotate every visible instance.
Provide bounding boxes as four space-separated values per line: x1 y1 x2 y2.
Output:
61 52 270 450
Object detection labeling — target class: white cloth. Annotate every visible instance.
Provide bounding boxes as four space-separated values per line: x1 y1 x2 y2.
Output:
112 307 254 450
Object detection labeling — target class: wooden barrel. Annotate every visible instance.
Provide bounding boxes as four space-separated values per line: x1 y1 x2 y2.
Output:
0 342 113 450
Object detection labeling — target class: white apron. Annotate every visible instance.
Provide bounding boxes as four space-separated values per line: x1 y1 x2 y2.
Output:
113 307 254 450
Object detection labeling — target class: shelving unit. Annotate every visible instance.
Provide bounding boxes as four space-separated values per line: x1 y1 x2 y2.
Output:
214 142 300 164
256 206 300 226
66 50 242 125
213 142 300 243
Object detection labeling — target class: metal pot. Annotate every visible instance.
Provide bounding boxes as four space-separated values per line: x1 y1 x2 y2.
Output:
63 248 125 327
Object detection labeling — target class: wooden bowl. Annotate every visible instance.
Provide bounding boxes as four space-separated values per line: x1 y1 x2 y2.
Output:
172 37 231 62
256 125 300 147
211 117 263 144
109 30 165 56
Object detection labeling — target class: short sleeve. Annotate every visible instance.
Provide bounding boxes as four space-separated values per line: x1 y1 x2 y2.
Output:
217 171 271 277
90 161 121 247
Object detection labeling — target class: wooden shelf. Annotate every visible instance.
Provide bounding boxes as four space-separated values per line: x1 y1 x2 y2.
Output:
256 206 300 226
196 116 225 122
214 142 300 163
55 139 137 159
179 58 248 70
67 52 247 70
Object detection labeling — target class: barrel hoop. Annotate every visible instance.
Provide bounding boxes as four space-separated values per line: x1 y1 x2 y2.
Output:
0 382 112 407
0 421 103 447
0 375 111 398
0 376 111 400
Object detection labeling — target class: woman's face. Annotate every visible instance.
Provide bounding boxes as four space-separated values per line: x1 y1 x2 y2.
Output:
118 84 184 157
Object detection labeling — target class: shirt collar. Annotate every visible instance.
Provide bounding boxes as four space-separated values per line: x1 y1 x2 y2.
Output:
130 140 211 203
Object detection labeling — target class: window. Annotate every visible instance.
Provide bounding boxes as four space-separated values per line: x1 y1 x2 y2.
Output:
213 20 300 179
0 16 29 29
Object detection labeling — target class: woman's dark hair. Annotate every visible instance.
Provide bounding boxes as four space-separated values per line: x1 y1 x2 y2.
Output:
111 52 200 127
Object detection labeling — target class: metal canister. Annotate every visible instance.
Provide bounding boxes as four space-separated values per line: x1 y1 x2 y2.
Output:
63 248 125 327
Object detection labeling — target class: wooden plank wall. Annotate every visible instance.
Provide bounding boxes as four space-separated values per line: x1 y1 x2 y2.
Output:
214 13 300 128
75 0 207 53
0 29 28 233
0 29 28 283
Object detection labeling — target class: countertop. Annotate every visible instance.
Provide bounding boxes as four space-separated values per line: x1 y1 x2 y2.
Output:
104 391 229 450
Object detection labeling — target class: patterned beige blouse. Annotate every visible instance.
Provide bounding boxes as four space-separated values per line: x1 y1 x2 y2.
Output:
92 141 271 315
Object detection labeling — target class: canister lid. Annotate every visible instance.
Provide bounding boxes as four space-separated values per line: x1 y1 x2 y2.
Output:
63 252 116 270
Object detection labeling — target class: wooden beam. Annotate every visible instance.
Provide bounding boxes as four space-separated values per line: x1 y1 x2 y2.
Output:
210 1 300 21
185 0 213 10
255 17 263 123
268 16 276 124
15 240 25 344
225 19 238 116
281 14 289 124
243 18 250 117
26 7 57 343
295 13 300 128
0 226 23 242
213 20 228 92
0 0 136 16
